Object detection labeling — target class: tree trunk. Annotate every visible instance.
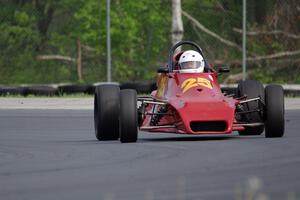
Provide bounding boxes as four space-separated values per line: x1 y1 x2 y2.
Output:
77 38 83 82
255 0 267 24
33 0 55 50
172 0 183 52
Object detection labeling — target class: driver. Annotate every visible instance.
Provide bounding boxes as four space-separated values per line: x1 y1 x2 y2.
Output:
178 50 205 73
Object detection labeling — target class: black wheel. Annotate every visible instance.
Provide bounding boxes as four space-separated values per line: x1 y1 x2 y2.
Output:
237 80 265 135
0 86 27 96
120 89 138 143
26 86 59 96
94 85 120 141
58 84 91 94
265 85 285 138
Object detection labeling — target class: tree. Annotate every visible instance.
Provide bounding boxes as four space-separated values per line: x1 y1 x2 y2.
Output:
172 0 184 52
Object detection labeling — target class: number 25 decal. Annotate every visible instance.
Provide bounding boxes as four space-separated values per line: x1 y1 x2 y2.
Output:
181 77 213 93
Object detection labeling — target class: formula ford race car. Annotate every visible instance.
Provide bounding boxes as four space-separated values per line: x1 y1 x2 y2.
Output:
94 41 285 143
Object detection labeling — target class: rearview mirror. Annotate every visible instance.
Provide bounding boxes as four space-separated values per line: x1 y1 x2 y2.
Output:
217 65 230 73
157 67 169 73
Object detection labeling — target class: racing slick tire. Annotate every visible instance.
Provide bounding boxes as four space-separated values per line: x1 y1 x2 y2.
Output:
120 89 138 143
237 80 265 135
264 85 285 138
94 85 120 141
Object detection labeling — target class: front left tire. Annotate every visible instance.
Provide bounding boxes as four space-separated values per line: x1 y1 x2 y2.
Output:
264 85 285 138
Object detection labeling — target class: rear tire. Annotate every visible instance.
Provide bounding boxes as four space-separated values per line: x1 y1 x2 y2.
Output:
94 85 120 141
237 80 265 135
120 89 138 143
265 85 285 138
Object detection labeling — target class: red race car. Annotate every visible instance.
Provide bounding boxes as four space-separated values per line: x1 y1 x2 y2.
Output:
94 41 285 143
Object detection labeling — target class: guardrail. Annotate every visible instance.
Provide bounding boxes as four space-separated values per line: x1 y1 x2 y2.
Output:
1 83 299 97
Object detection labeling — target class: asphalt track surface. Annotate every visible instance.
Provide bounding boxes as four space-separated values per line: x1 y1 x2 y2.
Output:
0 109 300 200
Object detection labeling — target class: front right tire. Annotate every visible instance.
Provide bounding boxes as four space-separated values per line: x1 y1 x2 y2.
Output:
94 85 120 141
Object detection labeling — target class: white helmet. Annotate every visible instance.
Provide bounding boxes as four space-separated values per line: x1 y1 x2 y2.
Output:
178 50 205 73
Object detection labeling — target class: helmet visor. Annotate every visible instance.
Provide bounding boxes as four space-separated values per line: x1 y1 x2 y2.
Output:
179 61 202 69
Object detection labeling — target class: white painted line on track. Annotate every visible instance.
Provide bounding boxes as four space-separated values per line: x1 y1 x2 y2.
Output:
0 98 93 110
0 97 299 110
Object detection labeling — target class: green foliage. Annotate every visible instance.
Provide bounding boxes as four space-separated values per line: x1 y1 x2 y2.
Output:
0 0 299 84
74 0 171 82
182 0 242 61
